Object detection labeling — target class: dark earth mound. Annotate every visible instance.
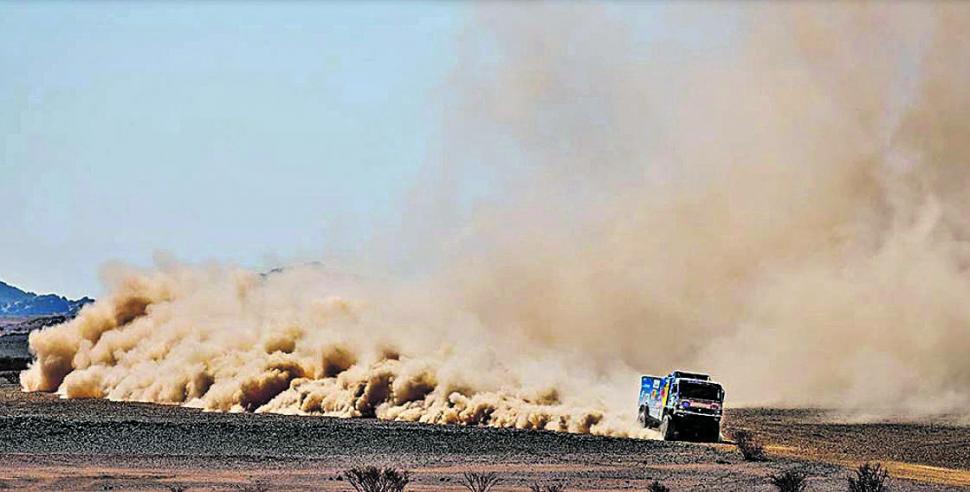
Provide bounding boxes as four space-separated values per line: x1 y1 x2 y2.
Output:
0 332 29 371
0 314 76 371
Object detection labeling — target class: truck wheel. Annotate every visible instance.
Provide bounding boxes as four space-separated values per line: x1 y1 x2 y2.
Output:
660 415 677 441
639 406 654 428
637 406 647 428
707 422 721 443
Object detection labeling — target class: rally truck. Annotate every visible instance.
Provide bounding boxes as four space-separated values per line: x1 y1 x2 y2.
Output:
637 370 724 442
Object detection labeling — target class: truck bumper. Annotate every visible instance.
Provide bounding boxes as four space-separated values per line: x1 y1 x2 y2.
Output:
673 409 721 420
669 412 721 442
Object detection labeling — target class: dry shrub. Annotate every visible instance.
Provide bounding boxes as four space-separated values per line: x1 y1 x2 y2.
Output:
460 471 500 492
343 466 410 492
769 469 808 492
732 429 767 461
848 463 890 492
648 480 671 492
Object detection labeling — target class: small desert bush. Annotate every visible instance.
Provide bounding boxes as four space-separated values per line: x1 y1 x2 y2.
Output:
648 480 671 492
769 469 808 492
732 429 767 461
848 462 890 492
343 466 410 492
461 471 501 492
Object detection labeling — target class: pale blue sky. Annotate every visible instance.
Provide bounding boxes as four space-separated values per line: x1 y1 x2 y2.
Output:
1 2 740 298
2 1 470 297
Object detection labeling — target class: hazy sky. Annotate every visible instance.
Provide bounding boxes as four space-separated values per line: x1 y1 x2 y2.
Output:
2 1 468 297
1 2 737 298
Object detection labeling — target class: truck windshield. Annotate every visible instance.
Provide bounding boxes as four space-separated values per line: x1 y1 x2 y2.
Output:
680 382 721 401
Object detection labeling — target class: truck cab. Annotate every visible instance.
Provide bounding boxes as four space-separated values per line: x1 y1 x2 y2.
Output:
637 370 724 442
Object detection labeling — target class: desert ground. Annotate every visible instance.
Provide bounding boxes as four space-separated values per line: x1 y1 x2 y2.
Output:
0 374 967 491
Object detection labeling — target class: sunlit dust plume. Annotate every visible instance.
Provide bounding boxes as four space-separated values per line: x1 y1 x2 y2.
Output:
22 2 970 433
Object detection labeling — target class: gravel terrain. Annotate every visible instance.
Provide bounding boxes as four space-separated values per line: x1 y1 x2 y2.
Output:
724 408 970 471
0 379 966 491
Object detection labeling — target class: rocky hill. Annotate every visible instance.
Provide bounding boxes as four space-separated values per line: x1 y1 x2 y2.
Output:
0 281 92 317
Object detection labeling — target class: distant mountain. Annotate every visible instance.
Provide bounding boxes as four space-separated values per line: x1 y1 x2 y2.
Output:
0 280 93 317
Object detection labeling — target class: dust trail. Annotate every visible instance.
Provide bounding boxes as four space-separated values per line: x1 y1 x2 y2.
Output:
22 263 646 436
21 2 970 432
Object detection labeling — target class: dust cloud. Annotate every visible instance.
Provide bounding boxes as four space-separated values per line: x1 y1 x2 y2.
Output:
21 263 641 435
22 3 970 432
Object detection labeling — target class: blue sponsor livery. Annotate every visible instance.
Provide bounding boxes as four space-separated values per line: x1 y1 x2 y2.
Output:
637 370 724 442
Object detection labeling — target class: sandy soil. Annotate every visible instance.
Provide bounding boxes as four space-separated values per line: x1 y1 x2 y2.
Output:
0 378 966 491
723 408 970 488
